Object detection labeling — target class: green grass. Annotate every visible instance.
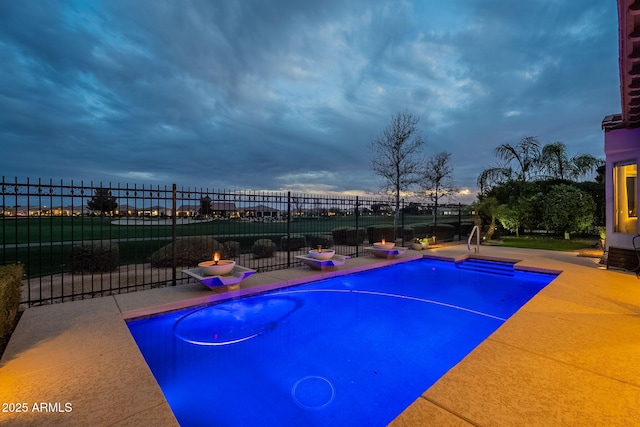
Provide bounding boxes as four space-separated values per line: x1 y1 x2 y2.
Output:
1 214 473 277
1 217 174 244
1 215 472 245
500 235 598 251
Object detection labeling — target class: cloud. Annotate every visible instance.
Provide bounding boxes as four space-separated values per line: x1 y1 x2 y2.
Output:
0 0 620 203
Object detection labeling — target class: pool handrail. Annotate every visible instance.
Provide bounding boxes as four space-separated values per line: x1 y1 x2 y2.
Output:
468 225 480 253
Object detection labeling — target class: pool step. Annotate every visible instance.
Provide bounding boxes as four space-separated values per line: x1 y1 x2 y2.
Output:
456 258 515 276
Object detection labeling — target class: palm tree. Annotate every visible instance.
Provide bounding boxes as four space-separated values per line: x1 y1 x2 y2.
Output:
570 153 605 180
474 196 500 240
539 141 604 181
477 136 541 192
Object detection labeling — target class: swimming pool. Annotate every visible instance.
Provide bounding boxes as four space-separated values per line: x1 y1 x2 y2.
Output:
128 258 556 426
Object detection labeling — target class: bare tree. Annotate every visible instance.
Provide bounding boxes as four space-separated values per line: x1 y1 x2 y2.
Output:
421 152 458 228
370 111 425 230
291 196 303 217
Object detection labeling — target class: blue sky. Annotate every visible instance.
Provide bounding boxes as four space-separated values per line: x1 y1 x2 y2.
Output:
0 0 620 203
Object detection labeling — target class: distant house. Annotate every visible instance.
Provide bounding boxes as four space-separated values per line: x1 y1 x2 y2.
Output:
370 203 393 215
438 204 467 216
176 204 200 217
51 205 86 216
133 205 171 217
177 202 237 218
602 0 640 250
242 204 280 219
0 205 88 216
1 206 27 216
24 206 46 216
147 205 171 217
144 205 171 217
114 205 136 216
211 202 237 218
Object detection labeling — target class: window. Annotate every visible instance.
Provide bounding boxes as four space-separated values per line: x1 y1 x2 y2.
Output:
613 162 637 233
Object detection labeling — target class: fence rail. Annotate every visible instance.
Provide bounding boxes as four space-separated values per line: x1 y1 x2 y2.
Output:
1 177 472 306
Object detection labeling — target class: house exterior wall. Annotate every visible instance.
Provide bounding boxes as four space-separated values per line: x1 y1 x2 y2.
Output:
604 126 640 249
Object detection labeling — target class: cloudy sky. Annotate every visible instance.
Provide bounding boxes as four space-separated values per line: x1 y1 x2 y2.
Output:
0 0 621 203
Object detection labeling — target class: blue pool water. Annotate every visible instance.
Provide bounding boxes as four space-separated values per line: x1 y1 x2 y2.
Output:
128 258 556 426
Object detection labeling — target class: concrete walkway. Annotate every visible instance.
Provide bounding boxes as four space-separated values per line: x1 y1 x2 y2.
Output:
1 245 638 426
391 246 640 426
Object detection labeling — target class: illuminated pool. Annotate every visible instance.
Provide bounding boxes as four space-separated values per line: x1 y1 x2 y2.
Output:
128 258 556 426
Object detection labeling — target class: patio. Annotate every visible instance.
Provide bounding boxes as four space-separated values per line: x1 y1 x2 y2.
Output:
1 244 638 426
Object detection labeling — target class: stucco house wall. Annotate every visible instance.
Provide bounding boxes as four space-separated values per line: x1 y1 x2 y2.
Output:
604 126 640 249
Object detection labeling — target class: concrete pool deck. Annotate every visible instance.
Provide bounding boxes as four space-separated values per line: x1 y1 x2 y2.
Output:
1 245 639 426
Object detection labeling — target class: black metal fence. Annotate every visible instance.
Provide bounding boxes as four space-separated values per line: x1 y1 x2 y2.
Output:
1 177 472 306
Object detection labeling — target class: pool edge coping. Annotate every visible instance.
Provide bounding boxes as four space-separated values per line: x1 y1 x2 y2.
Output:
122 253 424 321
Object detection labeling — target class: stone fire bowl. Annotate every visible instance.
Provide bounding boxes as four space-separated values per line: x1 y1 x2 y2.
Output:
373 242 395 250
307 249 335 260
198 260 236 276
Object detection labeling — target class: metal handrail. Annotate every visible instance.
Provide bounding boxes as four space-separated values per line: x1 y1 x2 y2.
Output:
468 225 480 253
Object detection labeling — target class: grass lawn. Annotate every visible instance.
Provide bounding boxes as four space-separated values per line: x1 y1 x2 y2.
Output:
500 235 599 252
1 214 474 277
1 215 472 245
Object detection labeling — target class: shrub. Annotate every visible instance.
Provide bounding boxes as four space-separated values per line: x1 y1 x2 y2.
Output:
331 228 347 245
459 221 475 236
0 264 22 338
252 239 276 258
542 184 595 235
306 234 333 249
432 224 456 242
410 223 432 238
150 236 224 267
279 234 306 251
331 228 365 245
366 226 396 244
408 223 456 242
70 241 119 273
400 228 414 242
222 241 240 258
345 228 365 245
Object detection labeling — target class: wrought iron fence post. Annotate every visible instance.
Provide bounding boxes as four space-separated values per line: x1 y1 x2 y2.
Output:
458 202 462 241
355 196 359 257
287 191 291 268
401 198 405 246
172 183 177 286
